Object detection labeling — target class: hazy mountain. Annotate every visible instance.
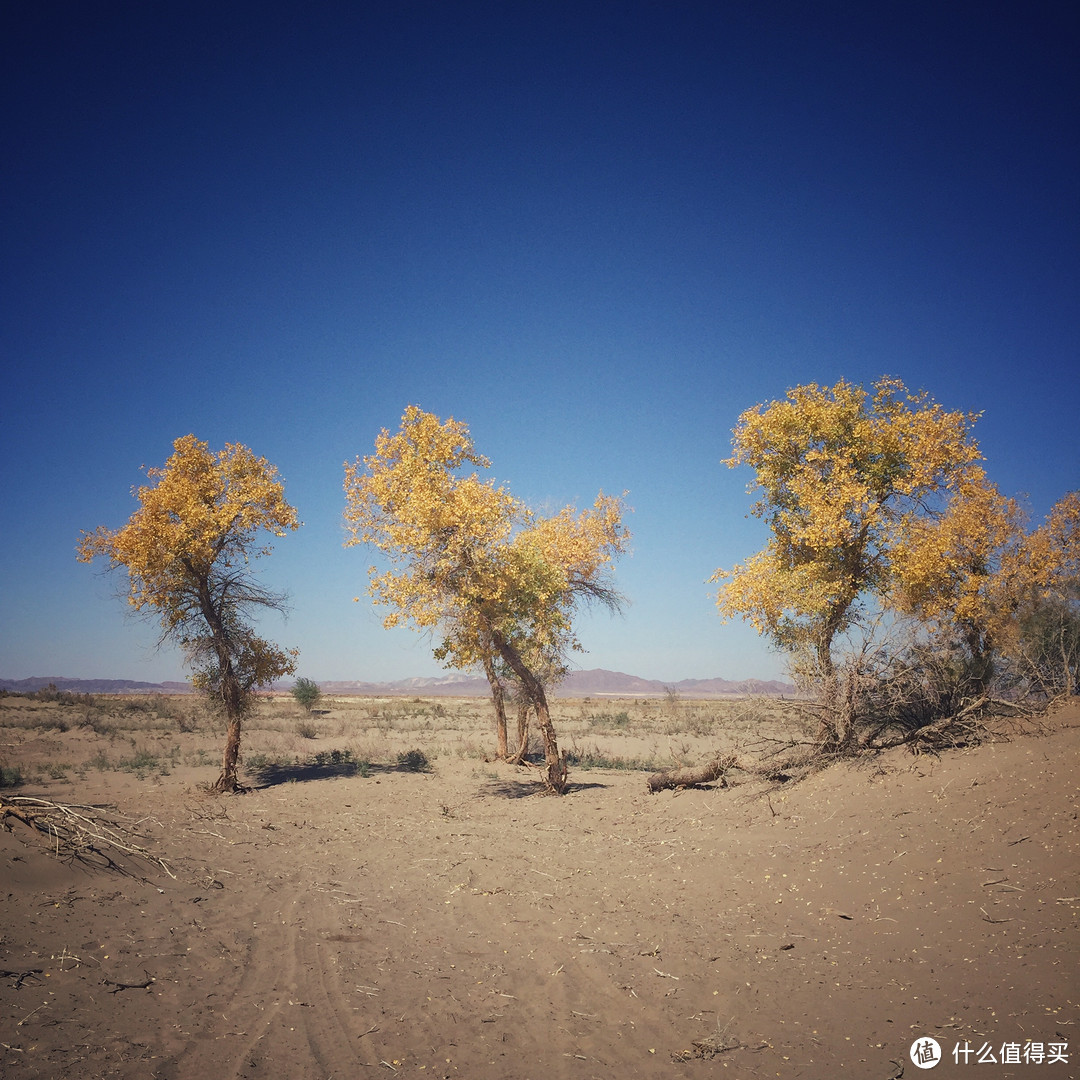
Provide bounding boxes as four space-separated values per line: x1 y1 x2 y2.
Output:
0 676 193 695
560 669 796 698
2 670 796 698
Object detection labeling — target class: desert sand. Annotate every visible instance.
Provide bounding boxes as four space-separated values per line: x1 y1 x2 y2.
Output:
2 693 1077 1079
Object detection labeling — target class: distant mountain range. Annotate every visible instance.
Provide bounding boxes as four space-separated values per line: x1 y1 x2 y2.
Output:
1 669 795 698
0 676 193 695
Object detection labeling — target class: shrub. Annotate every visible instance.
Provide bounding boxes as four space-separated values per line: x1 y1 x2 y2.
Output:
0 763 23 787
176 709 200 733
397 748 430 772
1017 597 1080 697
87 750 112 771
587 710 631 731
313 748 354 766
564 743 658 771
291 677 323 713
27 682 92 704
79 713 115 737
116 748 162 776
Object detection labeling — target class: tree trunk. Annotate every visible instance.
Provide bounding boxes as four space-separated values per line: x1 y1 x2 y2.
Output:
1062 625 1076 696
216 715 243 793
210 661 247 792
813 634 860 750
964 628 996 697
198 579 248 794
506 701 530 764
647 754 735 793
815 640 842 745
492 632 566 793
482 654 509 759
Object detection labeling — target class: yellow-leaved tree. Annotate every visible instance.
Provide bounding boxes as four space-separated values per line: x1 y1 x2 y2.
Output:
78 435 300 792
343 406 629 793
1027 491 1080 595
887 484 1080 718
888 467 1033 689
1015 491 1080 695
712 377 1005 746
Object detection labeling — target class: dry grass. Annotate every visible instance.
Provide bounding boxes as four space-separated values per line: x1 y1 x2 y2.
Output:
0 690 810 789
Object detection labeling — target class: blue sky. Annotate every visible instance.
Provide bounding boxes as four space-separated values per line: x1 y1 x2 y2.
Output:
2 1 1077 685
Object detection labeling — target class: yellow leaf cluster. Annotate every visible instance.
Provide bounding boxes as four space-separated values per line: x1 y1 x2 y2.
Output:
890 468 1031 650
343 407 630 671
1026 490 1080 591
712 377 985 656
77 434 300 633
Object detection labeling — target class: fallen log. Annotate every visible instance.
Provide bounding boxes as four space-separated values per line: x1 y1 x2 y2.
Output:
647 753 738 794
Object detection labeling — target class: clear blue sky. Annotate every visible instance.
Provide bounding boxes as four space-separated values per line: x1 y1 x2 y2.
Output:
2 2 1077 685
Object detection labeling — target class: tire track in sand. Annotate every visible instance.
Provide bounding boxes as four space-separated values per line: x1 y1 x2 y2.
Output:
161 879 372 1079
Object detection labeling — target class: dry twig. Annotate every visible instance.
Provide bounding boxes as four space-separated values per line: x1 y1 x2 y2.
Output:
0 797 174 878
103 972 155 993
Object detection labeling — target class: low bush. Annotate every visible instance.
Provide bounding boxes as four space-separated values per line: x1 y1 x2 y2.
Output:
30 684 96 707
313 748 354 766
0 763 23 787
397 748 430 772
564 744 658 771
587 710 632 731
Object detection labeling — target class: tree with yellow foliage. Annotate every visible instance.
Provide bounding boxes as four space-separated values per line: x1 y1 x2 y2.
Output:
889 468 1032 691
1015 491 1080 696
1028 490 1080 592
343 406 629 793
78 435 300 792
712 377 993 746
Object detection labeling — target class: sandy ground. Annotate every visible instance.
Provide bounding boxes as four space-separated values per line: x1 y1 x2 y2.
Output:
2 698 1078 1079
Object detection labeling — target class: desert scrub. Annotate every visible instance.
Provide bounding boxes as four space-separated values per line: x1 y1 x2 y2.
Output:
244 751 275 771
396 749 431 772
79 712 116 737
586 710 632 732
246 747 370 781
115 747 164 777
175 705 202 733
0 763 23 787
24 683 96 707
313 748 353 765
87 750 112 771
4 713 71 733
295 718 319 739
676 708 717 737
564 743 659 771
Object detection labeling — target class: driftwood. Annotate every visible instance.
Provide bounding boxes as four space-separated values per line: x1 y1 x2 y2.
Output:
647 753 738 794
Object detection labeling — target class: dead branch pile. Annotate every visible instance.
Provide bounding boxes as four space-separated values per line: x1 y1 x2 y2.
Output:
0 796 174 878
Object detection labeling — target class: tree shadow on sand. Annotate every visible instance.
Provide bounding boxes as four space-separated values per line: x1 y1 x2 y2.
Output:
249 760 395 788
477 777 609 799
